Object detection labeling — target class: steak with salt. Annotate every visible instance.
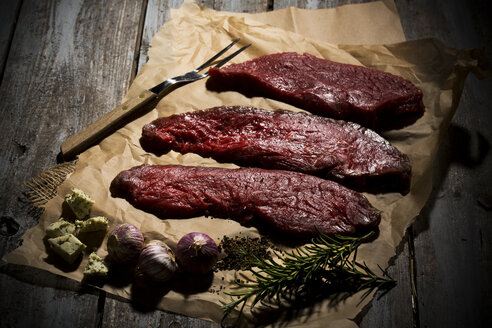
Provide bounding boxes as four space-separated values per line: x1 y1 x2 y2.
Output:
141 106 411 194
207 52 425 130
110 165 381 237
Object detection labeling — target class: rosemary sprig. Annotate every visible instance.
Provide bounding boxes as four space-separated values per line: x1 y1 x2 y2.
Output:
221 230 395 323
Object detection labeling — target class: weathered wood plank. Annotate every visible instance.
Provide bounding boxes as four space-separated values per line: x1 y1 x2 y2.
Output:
395 1 492 327
273 0 376 10
0 0 22 81
0 0 145 327
0 0 144 254
137 0 185 73
0 264 101 328
357 234 414 328
213 0 270 12
102 297 220 328
411 80 492 327
102 297 166 328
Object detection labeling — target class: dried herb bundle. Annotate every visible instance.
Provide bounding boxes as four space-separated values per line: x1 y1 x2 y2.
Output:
221 230 394 322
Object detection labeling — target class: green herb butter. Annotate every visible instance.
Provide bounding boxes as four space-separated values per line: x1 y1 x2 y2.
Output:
83 252 108 277
76 216 109 233
45 219 76 238
64 188 94 219
48 234 86 264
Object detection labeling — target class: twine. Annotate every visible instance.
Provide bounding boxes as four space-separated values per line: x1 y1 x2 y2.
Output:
24 161 77 208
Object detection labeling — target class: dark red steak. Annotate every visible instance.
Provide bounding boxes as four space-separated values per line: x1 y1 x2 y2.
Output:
141 106 411 195
207 52 425 130
110 165 381 237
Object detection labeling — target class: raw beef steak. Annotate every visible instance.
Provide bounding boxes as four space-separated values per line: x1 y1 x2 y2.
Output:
110 165 381 237
141 106 411 194
207 52 425 130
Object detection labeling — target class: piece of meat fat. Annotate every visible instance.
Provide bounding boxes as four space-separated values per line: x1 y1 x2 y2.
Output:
207 52 425 131
141 106 411 195
110 165 381 237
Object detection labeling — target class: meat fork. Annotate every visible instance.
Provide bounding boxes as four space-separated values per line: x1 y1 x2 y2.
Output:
61 39 251 160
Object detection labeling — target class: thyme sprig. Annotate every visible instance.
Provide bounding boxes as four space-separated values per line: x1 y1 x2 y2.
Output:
221 230 395 323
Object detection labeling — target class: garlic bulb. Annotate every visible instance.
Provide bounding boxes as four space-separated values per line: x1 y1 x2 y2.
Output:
136 240 177 282
106 223 144 264
175 232 219 275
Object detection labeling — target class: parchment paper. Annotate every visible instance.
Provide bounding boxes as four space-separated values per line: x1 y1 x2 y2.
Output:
4 1 477 327
174 0 405 45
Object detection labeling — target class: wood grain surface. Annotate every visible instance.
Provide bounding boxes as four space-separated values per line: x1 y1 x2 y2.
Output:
0 1 490 327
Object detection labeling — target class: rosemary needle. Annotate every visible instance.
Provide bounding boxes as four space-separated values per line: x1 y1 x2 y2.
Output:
221 230 395 323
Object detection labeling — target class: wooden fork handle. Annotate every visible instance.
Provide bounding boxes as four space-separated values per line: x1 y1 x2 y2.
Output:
61 89 157 160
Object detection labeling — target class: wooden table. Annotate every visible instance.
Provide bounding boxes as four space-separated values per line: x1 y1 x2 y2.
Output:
1 1 490 327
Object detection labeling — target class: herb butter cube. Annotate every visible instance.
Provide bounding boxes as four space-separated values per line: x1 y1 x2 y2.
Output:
84 252 108 277
65 188 94 219
45 219 76 238
48 234 86 264
76 216 109 233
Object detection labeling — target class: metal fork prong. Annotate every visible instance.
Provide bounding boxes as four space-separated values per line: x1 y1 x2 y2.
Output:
149 40 252 95
194 38 240 72
212 43 251 70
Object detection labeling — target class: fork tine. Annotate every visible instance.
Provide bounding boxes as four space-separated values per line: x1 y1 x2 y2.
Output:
195 38 240 72
212 43 251 69
149 40 251 95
